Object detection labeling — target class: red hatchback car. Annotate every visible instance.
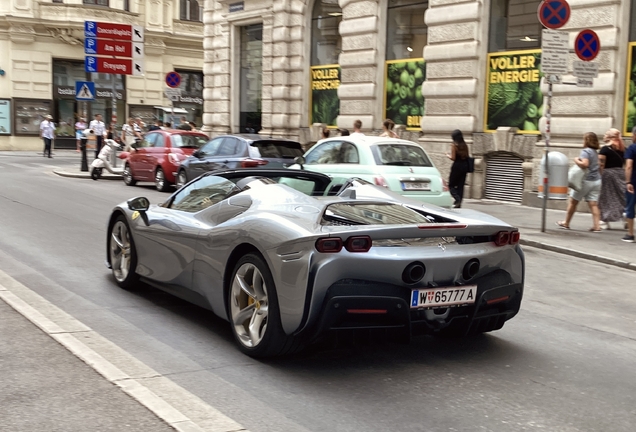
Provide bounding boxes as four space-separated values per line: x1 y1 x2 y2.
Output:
123 129 209 191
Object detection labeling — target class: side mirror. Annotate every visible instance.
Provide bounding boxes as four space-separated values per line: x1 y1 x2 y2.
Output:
192 149 202 158
127 196 150 212
294 156 305 169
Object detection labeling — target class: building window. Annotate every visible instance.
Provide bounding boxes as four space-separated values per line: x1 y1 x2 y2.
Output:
311 0 342 66
52 0 63 3
489 0 542 52
386 0 428 61
180 0 202 22
83 0 109 6
124 0 130 11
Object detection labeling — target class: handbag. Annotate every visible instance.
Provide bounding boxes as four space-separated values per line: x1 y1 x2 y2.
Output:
568 164 587 191
466 157 475 173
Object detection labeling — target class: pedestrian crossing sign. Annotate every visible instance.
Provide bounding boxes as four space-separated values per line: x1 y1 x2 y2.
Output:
75 81 96 101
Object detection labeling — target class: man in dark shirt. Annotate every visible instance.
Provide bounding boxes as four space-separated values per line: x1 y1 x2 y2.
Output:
623 126 636 242
148 120 162 131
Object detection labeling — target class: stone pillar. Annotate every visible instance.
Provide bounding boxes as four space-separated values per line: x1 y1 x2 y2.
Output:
421 0 482 135
337 0 381 132
202 0 230 136
261 0 305 140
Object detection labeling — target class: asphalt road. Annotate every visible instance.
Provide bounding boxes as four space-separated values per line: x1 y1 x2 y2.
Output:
1 152 635 432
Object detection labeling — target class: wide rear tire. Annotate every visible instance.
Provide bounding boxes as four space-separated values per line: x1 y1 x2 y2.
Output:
109 215 140 289
227 253 303 357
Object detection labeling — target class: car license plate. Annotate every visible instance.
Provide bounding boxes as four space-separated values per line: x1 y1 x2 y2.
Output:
410 285 477 309
402 181 430 191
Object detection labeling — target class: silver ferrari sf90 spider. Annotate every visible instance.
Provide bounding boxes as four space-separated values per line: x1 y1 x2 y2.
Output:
106 169 524 357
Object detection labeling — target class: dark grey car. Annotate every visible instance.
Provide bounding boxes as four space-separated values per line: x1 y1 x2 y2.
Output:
175 134 304 188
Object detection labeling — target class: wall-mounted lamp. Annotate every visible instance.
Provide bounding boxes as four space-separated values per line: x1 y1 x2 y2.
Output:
406 47 413 52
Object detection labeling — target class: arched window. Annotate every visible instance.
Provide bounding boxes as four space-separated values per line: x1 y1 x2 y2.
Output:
309 0 342 127
180 0 202 22
489 0 542 52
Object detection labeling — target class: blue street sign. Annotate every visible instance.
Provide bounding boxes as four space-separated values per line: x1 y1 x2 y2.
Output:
84 21 97 38
84 38 97 55
75 81 96 101
85 56 97 73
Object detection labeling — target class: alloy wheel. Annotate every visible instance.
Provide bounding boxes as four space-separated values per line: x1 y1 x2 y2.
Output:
110 220 131 283
155 168 165 191
230 262 269 348
176 171 187 189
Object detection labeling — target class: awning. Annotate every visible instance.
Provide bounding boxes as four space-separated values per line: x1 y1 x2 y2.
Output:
153 106 189 114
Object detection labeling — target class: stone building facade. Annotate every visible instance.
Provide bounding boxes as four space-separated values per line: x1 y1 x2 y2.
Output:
0 0 204 150
202 0 636 203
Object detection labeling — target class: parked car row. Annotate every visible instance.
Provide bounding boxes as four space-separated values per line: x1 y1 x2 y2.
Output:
121 130 453 207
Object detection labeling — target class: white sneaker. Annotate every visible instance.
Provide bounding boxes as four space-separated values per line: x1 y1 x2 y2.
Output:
599 221 608 230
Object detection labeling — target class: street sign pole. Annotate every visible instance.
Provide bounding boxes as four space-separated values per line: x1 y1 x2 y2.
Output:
538 0 571 233
542 77 554 233
111 73 118 167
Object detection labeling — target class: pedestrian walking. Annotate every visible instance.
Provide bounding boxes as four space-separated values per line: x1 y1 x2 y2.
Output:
556 132 602 231
446 129 470 208
74 117 87 153
177 116 192 131
623 127 636 242
89 114 106 158
122 117 143 151
39 114 55 158
350 119 364 137
379 119 398 138
598 128 626 229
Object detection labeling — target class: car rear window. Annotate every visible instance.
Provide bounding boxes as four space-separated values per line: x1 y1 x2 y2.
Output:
371 144 433 167
250 140 304 159
171 134 207 148
322 203 431 226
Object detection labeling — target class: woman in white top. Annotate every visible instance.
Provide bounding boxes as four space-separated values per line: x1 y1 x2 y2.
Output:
75 117 87 152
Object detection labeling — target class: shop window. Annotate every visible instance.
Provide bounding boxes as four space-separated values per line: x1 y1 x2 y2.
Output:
384 0 427 130
624 1 636 133
13 99 52 136
180 0 202 22
310 1 342 127
311 1 342 66
240 24 263 133
386 0 427 61
0 99 12 135
489 0 542 52
83 0 109 6
174 70 204 126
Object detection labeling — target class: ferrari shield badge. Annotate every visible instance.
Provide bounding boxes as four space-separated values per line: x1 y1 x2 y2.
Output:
132 211 140 221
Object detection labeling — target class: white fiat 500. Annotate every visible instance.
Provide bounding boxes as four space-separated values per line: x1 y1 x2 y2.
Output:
290 136 453 208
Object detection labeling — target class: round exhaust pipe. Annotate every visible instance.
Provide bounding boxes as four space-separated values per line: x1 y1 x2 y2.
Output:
463 258 480 280
402 262 426 284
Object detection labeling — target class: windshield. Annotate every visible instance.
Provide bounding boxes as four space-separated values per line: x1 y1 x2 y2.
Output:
250 140 304 159
371 144 433 167
322 203 432 226
171 134 207 148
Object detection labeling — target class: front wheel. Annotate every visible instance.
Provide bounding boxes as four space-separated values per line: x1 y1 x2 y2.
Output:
228 254 301 357
176 170 188 189
109 215 140 289
155 167 170 192
123 163 137 186
91 167 102 180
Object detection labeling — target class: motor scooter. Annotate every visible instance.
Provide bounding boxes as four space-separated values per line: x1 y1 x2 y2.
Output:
90 138 128 180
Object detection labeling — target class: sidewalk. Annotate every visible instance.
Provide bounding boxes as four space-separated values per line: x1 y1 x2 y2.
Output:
463 200 636 271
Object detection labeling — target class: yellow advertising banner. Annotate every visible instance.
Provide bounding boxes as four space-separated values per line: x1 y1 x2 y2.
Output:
623 42 636 135
309 64 340 127
484 49 543 134
383 58 425 131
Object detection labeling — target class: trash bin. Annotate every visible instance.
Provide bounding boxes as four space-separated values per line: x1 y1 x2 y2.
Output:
538 152 569 200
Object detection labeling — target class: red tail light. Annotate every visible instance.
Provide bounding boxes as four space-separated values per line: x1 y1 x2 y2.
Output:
494 231 511 246
315 237 343 253
240 158 268 168
442 178 449 192
345 236 372 252
510 231 520 244
374 176 389 188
